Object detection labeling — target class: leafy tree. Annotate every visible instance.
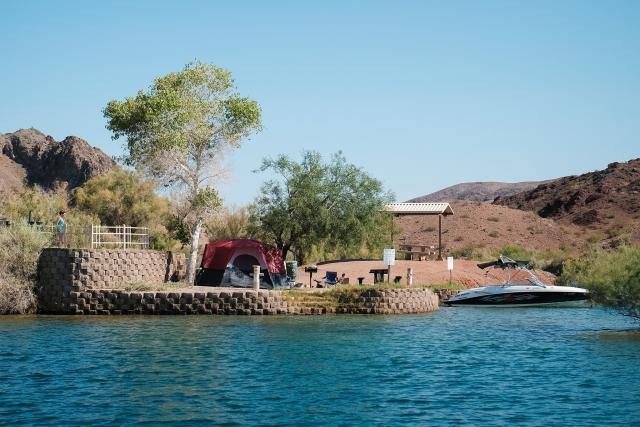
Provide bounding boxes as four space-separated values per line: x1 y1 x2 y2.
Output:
166 215 191 248
75 170 169 227
104 62 262 283
561 246 640 318
250 151 393 263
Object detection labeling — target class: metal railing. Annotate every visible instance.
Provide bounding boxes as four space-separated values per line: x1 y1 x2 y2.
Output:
90 225 150 249
0 223 150 250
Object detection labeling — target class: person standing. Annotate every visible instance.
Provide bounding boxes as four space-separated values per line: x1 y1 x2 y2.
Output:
56 210 66 247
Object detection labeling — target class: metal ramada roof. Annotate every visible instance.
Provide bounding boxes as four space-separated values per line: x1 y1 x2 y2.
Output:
384 202 454 216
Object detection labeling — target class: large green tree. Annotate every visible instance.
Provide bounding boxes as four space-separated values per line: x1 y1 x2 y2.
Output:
104 62 262 283
250 151 393 263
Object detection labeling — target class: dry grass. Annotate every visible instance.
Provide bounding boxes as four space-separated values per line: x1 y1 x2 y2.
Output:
0 274 37 314
0 227 51 314
116 281 191 292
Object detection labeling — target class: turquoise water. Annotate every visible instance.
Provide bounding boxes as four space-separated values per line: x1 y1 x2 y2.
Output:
1 308 639 426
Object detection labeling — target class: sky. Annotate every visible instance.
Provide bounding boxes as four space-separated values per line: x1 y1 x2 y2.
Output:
1 0 639 205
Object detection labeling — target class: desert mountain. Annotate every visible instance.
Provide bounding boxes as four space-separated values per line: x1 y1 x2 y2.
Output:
0 128 118 193
407 181 548 203
493 158 640 243
395 201 585 259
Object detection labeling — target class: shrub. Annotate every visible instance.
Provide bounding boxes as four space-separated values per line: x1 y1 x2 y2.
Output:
205 206 255 243
0 274 37 315
0 226 52 314
587 235 600 244
605 225 625 239
488 231 499 238
561 246 640 317
75 170 170 227
492 244 531 261
487 216 500 222
452 244 488 260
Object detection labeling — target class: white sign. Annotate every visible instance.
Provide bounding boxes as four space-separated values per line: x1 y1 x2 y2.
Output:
447 256 454 271
383 248 396 266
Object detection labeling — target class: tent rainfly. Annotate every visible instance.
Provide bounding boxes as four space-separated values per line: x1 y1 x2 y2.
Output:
384 202 454 260
196 239 288 289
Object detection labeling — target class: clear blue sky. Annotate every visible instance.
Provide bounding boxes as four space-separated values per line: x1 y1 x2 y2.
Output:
1 0 639 204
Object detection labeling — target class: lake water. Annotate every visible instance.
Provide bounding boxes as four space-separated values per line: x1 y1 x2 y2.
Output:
1 307 639 426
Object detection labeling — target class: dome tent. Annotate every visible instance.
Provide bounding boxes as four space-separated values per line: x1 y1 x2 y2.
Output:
195 239 288 289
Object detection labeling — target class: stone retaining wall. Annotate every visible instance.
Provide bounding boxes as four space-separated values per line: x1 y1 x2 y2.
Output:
38 287 439 315
37 248 185 313
37 248 439 315
333 288 439 314
59 289 290 315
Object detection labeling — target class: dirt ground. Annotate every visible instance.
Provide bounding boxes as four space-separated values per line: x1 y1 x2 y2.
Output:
296 259 555 288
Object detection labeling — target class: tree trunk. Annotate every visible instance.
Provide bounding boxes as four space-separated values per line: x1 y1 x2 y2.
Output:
186 218 203 284
280 244 290 261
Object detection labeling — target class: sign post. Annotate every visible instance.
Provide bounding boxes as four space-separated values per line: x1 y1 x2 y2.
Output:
253 265 262 291
383 248 396 284
447 256 454 285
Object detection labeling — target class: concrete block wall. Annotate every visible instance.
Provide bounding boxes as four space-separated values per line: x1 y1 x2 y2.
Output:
62 289 290 315
37 248 186 313
37 247 440 315
334 288 440 314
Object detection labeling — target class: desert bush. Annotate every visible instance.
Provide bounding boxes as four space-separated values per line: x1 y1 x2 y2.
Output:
75 170 170 227
0 274 37 315
487 216 500 222
488 231 499 238
452 244 489 260
561 246 640 317
2 187 67 224
587 234 600 244
0 226 52 314
454 236 464 242
492 244 532 261
205 206 256 243
422 226 436 233
0 226 52 281
605 225 625 240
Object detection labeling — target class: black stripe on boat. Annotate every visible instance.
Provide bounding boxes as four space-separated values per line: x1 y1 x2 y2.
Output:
446 291 589 306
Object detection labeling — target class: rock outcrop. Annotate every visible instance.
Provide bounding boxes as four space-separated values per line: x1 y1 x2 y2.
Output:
493 159 640 245
0 128 118 191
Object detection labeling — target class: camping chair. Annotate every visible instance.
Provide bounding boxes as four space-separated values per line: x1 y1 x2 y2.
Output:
325 271 338 286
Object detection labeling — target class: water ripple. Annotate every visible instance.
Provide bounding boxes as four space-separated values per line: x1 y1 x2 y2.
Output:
0 308 639 425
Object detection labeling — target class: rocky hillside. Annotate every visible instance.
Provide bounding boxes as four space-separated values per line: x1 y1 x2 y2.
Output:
395 201 585 259
0 128 118 192
408 181 548 203
494 159 640 244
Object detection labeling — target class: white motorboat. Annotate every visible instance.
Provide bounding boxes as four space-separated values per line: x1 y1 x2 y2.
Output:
445 256 589 307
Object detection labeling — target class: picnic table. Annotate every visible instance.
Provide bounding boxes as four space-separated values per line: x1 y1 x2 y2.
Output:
369 268 389 284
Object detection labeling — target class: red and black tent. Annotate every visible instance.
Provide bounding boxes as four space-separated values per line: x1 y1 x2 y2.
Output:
196 239 288 289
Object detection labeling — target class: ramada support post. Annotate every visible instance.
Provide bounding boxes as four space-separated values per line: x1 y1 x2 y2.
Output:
383 203 454 263
438 214 443 261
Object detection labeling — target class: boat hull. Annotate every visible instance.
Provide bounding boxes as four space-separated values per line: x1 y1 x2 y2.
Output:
445 286 589 307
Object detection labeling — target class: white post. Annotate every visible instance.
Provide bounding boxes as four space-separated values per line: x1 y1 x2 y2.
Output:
253 265 261 291
407 268 413 287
